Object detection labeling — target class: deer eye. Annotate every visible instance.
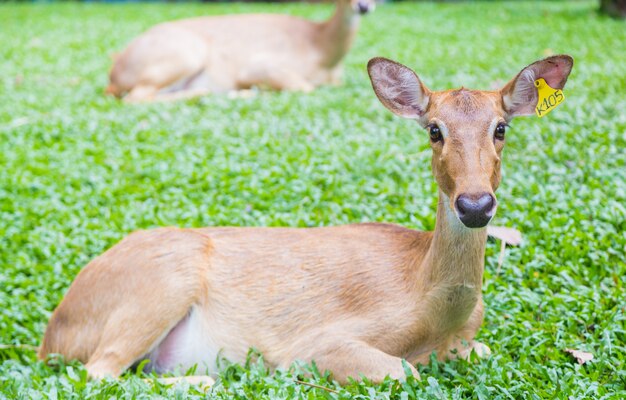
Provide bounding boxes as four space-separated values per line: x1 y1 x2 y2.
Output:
429 125 443 143
495 123 506 140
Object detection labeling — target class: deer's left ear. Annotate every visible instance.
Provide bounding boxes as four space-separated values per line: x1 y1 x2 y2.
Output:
501 55 574 117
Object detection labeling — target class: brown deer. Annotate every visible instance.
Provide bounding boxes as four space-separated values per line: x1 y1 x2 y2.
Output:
106 0 375 102
41 55 573 385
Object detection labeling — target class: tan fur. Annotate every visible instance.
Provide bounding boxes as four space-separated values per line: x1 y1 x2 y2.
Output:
107 0 374 102
40 55 573 384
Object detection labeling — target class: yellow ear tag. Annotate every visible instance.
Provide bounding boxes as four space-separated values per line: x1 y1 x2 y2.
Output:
534 78 564 118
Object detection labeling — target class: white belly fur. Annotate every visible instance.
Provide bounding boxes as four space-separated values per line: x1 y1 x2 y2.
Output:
143 306 220 375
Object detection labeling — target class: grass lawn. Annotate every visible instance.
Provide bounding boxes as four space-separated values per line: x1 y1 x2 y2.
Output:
1 0 625 398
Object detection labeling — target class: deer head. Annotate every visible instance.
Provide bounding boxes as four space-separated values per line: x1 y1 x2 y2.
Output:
345 0 376 15
368 55 573 228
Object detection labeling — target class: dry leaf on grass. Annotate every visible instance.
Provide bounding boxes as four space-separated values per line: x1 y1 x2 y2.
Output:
564 348 594 365
487 226 523 275
487 226 523 246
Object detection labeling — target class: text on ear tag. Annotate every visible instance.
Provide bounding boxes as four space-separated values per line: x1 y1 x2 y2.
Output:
534 78 565 118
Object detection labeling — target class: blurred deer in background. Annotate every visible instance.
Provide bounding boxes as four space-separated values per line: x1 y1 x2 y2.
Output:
106 0 375 102
42 55 572 384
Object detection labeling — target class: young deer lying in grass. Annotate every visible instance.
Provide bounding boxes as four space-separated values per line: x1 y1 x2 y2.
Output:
41 55 572 384
106 0 375 102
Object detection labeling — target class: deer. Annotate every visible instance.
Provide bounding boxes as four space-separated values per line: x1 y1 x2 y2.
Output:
105 0 375 102
40 55 573 386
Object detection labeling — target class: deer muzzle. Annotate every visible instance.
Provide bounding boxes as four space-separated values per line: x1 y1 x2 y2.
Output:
455 193 496 228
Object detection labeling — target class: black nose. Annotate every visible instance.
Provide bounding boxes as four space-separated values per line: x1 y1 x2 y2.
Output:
357 1 370 14
455 193 496 228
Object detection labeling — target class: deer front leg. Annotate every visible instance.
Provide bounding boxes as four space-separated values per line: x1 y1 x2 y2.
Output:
449 340 491 360
266 70 315 92
309 340 419 383
239 68 315 92
441 297 491 361
124 85 160 103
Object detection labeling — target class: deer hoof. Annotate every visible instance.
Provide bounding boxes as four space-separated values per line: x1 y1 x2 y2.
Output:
462 341 491 360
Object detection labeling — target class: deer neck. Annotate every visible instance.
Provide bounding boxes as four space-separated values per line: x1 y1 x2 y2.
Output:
420 190 487 288
317 2 360 68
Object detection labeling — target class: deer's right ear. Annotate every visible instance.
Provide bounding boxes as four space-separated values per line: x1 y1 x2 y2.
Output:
367 57 430 120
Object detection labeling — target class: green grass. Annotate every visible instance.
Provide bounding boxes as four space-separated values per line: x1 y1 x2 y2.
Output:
1 1 625 398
